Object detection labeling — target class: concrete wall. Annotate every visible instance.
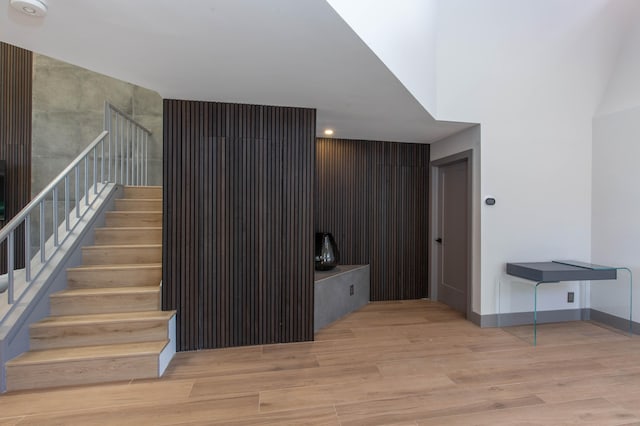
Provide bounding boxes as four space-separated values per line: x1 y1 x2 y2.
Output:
32 53 163 196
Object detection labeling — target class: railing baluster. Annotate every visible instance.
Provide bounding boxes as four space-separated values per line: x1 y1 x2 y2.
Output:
65 175 70 231
126 121 131 185
144 132 148 185
132 121 134 185
8 231 14 304
138 129 142 185
131 127 140 185
101 137 105 184
120 114 124 184
93 146 97 195
39 200 46 263
25 213 31 282
75 165 80 218
139 129 142 185
114 112 118 184
53 186 59 247
131 121 134 185
113 113 116 183
138 128 141 185
84 157 89 207
106 103 111 181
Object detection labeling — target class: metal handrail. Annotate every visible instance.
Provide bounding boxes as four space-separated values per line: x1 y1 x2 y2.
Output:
0 131 108 244
105 102 152 134
0 102 152 320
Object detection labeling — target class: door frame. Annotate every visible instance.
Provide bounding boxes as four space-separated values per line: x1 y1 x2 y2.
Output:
429 150 473 318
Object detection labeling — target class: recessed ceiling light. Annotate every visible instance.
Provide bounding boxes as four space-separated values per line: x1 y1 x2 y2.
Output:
10 0 48 17
324 129 334 136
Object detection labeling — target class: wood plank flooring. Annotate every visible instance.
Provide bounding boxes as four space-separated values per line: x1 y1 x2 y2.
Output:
2 300 640 425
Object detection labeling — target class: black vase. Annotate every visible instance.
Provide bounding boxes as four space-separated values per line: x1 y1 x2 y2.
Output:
315 232 340 271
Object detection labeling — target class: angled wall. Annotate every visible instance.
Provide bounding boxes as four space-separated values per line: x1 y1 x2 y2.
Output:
163 100 315 351
326 0 439 116
316 138 430 300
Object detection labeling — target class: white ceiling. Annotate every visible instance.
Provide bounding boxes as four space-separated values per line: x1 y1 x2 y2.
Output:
0 0 472 143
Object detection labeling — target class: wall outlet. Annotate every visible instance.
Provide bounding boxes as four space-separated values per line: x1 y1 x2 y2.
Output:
567 292 574 303
349 284 354 296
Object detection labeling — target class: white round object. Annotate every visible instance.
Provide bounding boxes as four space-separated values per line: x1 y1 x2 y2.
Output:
10 0 48 17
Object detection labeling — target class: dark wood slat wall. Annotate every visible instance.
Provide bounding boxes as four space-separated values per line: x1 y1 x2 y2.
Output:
316 138 429 301
163 100 315 351
0 42 32 273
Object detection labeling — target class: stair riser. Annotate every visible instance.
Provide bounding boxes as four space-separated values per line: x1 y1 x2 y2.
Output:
105 213 162 227
50 292 160 316
6 355 159 392
67 268 161 289
30 321 169 350
115 199 162 211
83 246 161 265
94 228 162 245
123 187 162 199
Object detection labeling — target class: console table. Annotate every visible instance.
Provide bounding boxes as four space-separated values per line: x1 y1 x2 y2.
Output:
504 260 632 345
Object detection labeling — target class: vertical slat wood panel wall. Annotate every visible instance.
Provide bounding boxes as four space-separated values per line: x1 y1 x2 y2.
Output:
0 42 32 273
163 100 315 351
316 138 429 300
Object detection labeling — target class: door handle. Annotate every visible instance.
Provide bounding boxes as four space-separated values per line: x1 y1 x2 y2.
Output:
435 238 442 243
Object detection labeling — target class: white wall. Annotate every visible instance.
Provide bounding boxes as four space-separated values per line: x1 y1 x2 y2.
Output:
434 0 634 315
592 107 640 320
592 5 640 321
326 0 439 116
328 0 638 317
430 125 481 313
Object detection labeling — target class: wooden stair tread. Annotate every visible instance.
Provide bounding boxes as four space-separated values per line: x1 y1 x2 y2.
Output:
116 198 162 201
123 187 162 191
7 341 168 366
106 211 162 214
83 244 162 250
67 263 161 272
32 311 175 328
96 226 162 231
52 286 159 297
115 199 162 211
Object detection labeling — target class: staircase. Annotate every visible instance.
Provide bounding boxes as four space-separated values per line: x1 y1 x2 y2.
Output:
5 186 175 392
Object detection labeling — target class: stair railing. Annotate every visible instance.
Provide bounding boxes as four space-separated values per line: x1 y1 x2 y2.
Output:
0 102 152 321
104 102 151 186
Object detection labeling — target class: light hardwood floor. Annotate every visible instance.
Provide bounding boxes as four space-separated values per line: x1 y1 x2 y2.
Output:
2 300 640 425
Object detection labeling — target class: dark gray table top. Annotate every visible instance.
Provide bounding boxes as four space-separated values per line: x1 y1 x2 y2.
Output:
506 260 617 282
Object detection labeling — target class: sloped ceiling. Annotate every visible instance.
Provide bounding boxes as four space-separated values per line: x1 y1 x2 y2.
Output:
0 0 471 143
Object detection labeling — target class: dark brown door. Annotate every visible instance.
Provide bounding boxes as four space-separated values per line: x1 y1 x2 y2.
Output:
437 160 469 315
